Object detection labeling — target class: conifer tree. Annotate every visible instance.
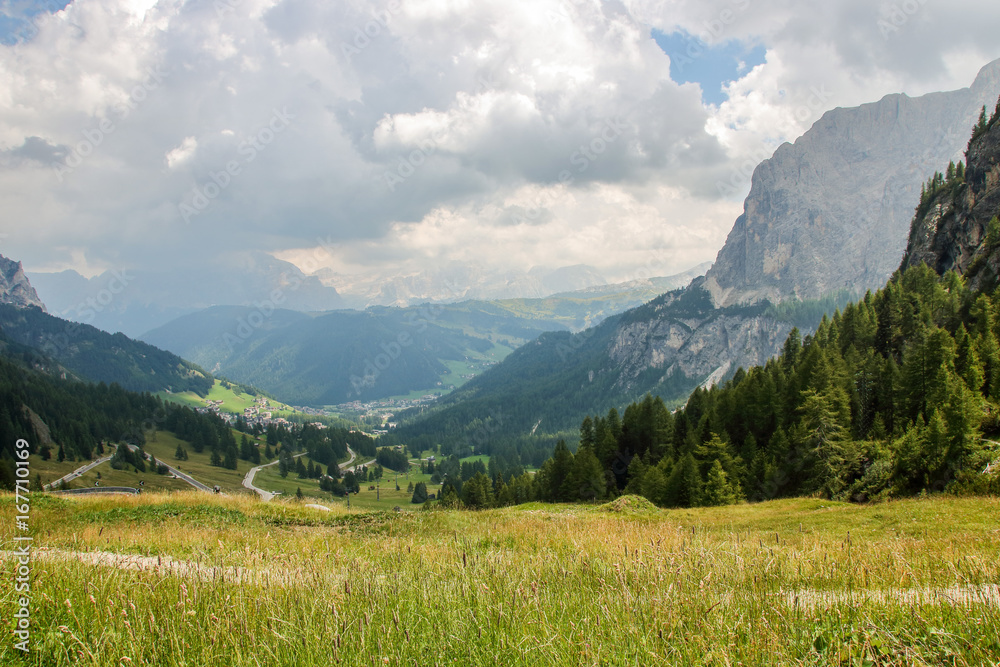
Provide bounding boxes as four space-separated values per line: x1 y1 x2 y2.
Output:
664 453 701 508
702 460 737 506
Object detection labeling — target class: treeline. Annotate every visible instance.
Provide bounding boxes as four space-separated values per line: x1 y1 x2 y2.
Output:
529 264 1000 508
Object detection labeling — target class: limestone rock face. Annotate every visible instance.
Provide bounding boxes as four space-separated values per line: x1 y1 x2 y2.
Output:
0 255 46 311
604 288 793 395
902 104 1000 289
701 59 1000 307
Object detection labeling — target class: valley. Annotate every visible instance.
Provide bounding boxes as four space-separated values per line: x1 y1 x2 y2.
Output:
3 14 1000 663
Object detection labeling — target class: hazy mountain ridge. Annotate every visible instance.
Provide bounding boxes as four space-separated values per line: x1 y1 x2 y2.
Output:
138 264 713 404
314 263 612 309
28 252 344 338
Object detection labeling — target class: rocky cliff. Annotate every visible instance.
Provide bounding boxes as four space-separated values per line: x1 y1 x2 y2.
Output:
902 102 1000 287
0 255 46 311
701 59 1000 307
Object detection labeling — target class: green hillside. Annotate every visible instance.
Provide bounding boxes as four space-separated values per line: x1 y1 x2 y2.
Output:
0 303 212 395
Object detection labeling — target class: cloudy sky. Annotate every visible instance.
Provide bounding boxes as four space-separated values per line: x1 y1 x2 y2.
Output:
1 0 999 286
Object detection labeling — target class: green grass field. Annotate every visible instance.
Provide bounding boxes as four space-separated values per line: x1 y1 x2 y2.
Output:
25 455 91 489
3 493 998 665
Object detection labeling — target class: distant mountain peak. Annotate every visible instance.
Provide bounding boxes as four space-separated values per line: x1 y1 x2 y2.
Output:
700 57 1000 308
0 255 46 311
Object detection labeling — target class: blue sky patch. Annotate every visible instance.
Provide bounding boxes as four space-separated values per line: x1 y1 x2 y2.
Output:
653 29 766 106
0 0 72 44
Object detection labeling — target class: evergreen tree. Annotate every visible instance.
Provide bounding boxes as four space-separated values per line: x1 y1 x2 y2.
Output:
664 453 701 508
702 460 738 506
547 440 574 502
224 446 238 470
461 472 494 509
565 443 606 501
411 481 428 504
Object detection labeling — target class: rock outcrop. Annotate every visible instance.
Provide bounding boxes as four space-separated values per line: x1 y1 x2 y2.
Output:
701 58 1000 307
0 255 46 311
902 102 1000 288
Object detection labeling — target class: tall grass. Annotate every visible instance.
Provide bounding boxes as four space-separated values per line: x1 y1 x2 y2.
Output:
2 493 999 665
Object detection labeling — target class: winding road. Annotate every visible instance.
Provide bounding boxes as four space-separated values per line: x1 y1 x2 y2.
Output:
242 446 376 501
43 456 112 491
44 445 212 493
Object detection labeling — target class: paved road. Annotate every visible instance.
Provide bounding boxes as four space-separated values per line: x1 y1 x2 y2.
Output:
50 486 139 496
243 452 308 501
44 445 213 494
44 456 112 491
243 446 376 501
128 444 214 493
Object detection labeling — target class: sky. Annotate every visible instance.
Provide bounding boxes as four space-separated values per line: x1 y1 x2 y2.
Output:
1 0 1000 287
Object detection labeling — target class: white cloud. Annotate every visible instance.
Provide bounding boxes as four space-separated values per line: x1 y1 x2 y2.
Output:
165 135 197 169
1 0 999 292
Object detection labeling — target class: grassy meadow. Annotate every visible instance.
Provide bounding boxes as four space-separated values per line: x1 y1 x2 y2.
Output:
2 493 999 665
156 380 299 418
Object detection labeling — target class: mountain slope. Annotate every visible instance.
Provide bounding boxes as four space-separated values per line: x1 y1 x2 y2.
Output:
546 109 1000 510
140 264 712 405
0 303 212 395
902 100 1000 286
701 58 1000 307
395 61 1000 448
142 305 499 404
28 251 344 338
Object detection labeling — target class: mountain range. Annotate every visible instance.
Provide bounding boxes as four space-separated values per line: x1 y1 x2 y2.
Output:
28 254 688 338
139 263 710 404
394 58 1000 446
